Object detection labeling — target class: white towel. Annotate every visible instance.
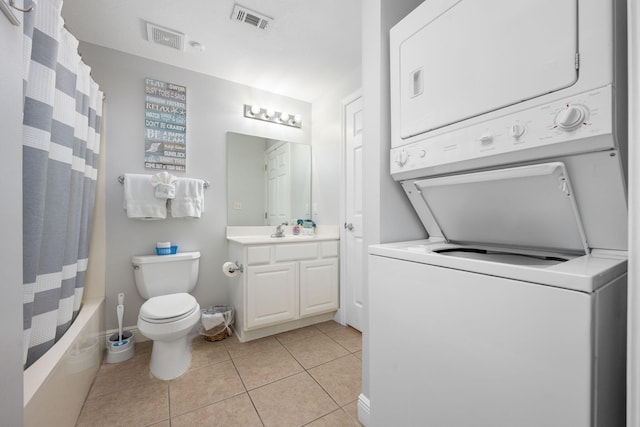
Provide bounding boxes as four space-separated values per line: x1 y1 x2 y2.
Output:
150 171 177 199
123 173 167 219
171 178 205 218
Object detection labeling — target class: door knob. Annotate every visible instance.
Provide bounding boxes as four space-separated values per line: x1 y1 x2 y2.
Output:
344 222 354 231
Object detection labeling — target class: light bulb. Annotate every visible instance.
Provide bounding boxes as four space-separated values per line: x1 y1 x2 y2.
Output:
292 114 302 124
265 108 275 119
250 105 261 116
280 112 290 123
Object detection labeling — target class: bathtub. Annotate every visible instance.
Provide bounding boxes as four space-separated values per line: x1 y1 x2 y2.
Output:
23 297 105 427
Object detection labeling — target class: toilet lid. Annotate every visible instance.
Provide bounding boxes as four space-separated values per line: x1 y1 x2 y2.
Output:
140 293 198 322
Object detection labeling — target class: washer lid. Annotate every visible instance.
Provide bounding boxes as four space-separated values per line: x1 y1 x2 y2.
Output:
405 162 589 255
140 293 198 321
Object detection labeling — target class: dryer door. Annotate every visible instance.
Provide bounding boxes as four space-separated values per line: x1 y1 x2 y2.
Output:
405 162 589 254
396 0 578 139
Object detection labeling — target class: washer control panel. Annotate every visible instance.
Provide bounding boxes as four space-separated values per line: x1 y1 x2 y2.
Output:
390 87 614 178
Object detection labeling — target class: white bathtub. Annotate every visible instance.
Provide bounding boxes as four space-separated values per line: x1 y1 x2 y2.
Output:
23 297 105 427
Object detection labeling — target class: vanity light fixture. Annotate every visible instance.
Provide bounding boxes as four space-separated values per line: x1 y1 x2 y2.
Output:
243 104 302 128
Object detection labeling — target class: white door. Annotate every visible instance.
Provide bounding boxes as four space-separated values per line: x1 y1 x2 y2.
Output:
344 95 364 331
266 143 290 225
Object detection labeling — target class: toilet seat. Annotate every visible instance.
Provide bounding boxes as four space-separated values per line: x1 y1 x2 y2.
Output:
139 293 198 324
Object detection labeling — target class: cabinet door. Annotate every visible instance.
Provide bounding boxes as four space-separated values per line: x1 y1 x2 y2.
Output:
299 259 339 318
246 263 297 329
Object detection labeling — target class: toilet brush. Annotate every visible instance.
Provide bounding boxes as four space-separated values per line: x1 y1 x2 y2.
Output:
106 292 135 363
117 305 124 341
117 292 124 341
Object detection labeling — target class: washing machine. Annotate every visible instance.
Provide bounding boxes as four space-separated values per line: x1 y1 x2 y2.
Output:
368 162 627 426
368 0 629 425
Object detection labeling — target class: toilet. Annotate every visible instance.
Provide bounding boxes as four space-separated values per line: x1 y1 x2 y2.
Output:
132 251 201 380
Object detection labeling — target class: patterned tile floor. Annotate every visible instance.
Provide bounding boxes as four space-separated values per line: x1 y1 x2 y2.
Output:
76 321 363 427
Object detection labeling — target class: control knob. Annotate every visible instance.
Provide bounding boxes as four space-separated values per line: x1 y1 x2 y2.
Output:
509 123 526 139
395 150 409 167
555 105 587 131
479 132 494 144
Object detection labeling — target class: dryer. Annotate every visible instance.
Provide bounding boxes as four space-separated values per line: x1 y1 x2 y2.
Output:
389 0 628 163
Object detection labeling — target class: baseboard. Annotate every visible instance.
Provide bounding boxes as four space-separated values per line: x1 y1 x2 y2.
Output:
233 312 336 342
358 393 370 426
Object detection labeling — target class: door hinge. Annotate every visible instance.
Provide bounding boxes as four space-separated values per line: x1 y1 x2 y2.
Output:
575 52 580 70
265 212 267 219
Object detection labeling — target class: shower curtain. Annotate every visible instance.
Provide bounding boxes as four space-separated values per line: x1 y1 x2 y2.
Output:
21 0 103 368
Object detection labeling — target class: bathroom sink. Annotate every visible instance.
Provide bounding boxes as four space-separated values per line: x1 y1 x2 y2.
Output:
226 225 340 245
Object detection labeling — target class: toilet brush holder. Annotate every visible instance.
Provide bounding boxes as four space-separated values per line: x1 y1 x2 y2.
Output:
105 330 135 363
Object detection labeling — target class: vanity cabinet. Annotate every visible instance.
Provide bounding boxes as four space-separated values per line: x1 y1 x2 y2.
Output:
227 237 340 342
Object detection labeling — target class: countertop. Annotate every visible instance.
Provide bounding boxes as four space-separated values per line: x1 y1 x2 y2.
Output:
226 225 339 245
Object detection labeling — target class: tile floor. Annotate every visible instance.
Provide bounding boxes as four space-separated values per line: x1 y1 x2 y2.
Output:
76 321 363 427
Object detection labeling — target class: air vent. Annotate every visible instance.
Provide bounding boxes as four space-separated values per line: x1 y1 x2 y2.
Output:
146 22 185 51
231 4 273 31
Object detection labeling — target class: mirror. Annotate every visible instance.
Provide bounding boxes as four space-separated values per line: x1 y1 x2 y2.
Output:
227 132 311 226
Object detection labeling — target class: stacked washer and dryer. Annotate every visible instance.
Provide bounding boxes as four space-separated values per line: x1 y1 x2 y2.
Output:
369 0 628 426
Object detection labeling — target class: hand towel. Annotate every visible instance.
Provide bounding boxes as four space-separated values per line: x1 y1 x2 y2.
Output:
150 171 177 199
171 178 205 218
123 173 167 219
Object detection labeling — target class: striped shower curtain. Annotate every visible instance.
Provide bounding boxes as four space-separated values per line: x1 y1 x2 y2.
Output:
22 0 103 368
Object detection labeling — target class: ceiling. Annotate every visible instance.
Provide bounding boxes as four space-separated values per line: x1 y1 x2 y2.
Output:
61 0 362 103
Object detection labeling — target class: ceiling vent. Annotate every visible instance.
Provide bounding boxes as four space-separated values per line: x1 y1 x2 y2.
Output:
231 4 273 31
146 22 185 51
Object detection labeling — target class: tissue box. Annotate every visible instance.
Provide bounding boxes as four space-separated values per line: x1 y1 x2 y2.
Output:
156 246 178 255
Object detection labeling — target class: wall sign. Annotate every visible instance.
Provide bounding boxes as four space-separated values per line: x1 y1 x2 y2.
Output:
144 78 187 171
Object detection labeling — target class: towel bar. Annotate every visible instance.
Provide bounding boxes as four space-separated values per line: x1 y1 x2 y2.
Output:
118 175 210 189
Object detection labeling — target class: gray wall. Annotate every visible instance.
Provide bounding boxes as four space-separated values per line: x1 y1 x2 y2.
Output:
0 13 24 426
311 66 362 224
78 43 312 330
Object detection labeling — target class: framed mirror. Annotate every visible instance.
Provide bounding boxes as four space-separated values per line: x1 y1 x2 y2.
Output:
227 132 311 226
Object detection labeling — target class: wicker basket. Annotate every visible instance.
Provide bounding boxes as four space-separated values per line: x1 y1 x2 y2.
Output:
200 305 234 342
203 325 228 342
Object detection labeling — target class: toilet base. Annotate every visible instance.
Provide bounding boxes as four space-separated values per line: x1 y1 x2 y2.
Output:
149 335 193 380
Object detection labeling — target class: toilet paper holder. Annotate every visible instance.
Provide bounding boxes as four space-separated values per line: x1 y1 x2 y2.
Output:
222 261 244 278
227 261 243 274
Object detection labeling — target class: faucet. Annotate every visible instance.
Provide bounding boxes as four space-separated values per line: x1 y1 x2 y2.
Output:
271 222 288 238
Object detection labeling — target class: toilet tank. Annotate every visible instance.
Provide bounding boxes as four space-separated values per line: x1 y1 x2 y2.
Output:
132 251 200 299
